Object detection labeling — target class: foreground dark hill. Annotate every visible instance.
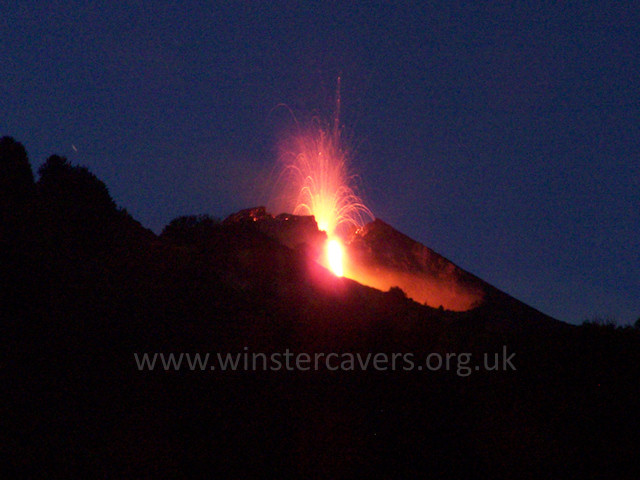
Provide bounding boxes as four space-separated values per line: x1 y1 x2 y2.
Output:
3 137 640 478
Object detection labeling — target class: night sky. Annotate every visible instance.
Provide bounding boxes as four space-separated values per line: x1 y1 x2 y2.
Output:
3 2 638 324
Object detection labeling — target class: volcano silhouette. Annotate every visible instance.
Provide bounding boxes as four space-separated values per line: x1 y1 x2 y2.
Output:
225 207 552 319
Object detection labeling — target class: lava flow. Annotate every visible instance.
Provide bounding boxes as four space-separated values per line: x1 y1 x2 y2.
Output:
325 238 344 277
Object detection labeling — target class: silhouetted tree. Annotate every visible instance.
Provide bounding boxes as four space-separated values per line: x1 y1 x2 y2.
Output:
388 285 407 300
583 316 618 329
0 136 34 202
37 155 116 215
33 155 120 265
160 214 221 246
0 137 34 233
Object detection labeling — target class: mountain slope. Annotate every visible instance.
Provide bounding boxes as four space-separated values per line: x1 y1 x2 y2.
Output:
227 207 558 324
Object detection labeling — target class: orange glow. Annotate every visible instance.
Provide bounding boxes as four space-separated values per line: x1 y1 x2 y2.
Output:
326 238 344 277
279 127 372 239
271 83 372 281
266 90 485 311
276 124 373 279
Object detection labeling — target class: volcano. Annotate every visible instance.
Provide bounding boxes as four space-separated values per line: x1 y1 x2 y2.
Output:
224 206 554 322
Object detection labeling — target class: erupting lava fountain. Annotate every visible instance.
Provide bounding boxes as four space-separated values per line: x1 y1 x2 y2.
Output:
276 83 373 276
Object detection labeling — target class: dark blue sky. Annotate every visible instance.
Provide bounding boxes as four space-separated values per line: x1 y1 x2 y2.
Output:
3 1 638 324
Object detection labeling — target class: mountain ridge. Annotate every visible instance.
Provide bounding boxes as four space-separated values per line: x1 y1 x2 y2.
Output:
224 206 559 324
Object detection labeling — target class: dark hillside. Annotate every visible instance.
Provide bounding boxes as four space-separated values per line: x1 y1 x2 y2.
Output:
2 138 639 478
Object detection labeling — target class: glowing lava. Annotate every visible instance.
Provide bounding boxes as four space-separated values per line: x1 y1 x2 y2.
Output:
326 238 344 277
286 128 368 275
281 127 372 239
273 79 373 276
277 123 372 276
